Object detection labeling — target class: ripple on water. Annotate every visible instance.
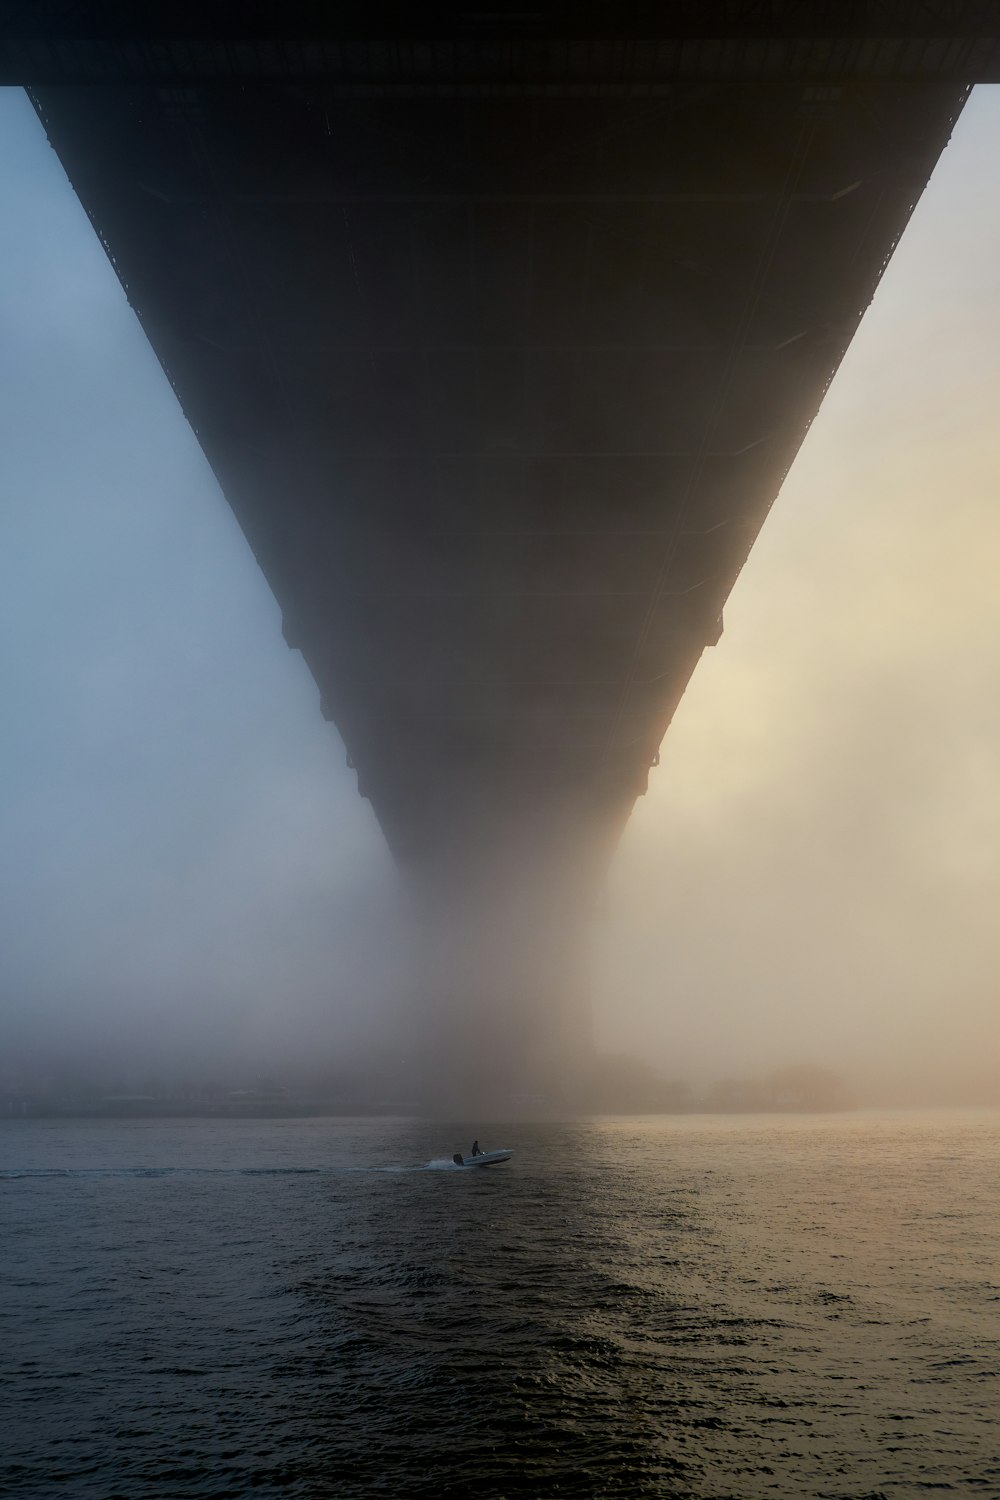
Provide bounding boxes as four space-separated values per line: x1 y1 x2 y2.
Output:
2 1112 1000 1497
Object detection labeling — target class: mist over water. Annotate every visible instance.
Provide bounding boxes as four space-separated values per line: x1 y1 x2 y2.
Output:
400 813 604 1111
2 88 1000 1109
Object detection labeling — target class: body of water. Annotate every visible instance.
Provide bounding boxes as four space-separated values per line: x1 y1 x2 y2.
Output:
3 1111 999 1498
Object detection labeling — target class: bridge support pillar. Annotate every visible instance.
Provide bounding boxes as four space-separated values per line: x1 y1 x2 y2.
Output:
399 815 606 1117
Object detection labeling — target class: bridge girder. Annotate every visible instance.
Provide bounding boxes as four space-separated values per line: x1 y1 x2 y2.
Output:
25 63 969 863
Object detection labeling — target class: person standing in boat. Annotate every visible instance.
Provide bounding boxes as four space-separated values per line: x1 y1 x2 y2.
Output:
471 1140 482 1156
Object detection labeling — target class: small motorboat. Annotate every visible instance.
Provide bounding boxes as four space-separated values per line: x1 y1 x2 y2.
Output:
452 1149 513 1168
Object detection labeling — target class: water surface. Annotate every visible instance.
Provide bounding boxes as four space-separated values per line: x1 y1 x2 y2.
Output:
3 1111 998 1497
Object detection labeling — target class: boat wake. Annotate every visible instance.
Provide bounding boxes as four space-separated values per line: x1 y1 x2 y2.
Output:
2 1161 503 1179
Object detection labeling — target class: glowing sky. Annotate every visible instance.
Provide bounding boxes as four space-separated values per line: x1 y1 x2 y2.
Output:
599 87 1000 1100
2 85 999 1099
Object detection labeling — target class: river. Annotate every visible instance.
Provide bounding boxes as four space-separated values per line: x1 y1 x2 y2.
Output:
3 1110 998 1497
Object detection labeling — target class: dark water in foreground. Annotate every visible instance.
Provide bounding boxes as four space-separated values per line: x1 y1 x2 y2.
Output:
3 1112 999 1499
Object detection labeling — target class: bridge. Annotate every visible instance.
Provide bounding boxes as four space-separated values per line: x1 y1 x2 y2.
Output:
6 3 998 1102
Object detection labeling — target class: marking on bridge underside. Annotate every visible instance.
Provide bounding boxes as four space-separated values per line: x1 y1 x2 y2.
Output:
190 336 811 354
273 441 773 458
135 185 867 206
330 589 676 599
316 527 749 536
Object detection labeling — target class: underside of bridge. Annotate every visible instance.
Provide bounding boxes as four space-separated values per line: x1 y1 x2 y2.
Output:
11 3 991 1105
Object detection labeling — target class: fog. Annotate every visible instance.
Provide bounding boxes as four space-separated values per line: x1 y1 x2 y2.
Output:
0 87 405 1095
597 86 1000 1108
2 87 1000 1111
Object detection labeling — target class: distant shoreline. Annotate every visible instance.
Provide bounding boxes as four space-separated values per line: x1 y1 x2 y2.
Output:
6 1101 996 1121
5 1102 864 1121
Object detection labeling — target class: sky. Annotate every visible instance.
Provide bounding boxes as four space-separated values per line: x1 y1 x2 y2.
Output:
0 87 403 1084
2 85 999 1101
597 87 1000 1103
